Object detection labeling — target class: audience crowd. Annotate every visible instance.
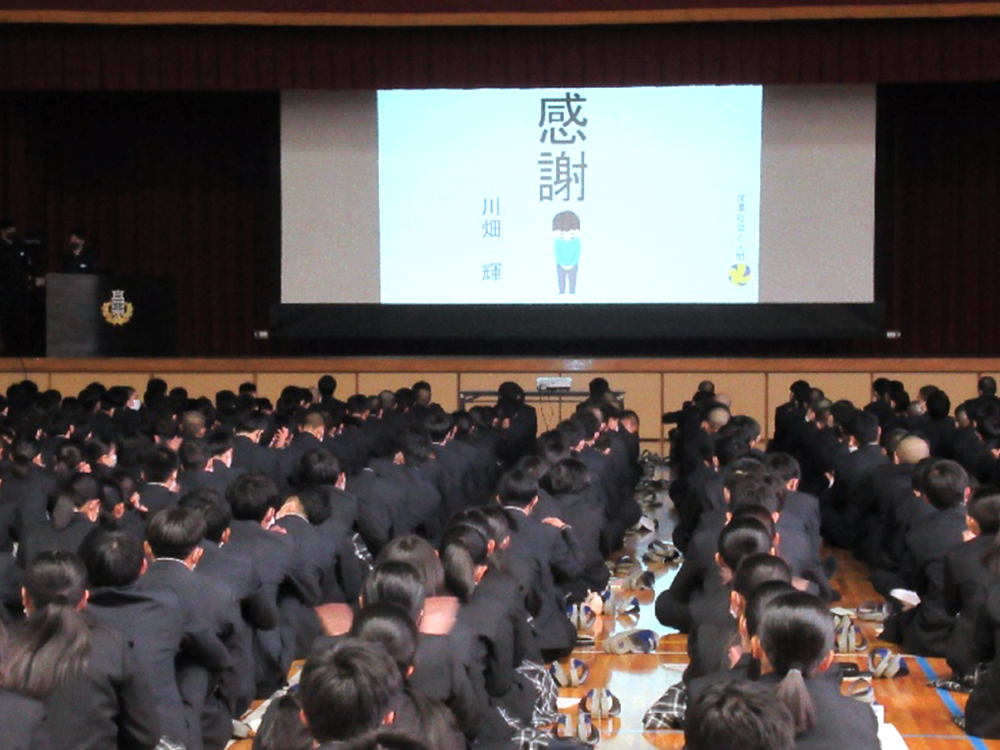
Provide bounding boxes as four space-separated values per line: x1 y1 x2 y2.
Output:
0 372 997 749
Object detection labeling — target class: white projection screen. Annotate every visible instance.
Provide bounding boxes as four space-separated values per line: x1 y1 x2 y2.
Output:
280 85 876 309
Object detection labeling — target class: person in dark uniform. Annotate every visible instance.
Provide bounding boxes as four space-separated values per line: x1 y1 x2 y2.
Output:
0 218 33 354
61 228 98 273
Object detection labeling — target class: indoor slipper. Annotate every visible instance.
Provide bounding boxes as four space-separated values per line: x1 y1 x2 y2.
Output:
621 570 655 591
847 677 875 704
836 623 868 654
857 601 892 622
610 596 640 619
576 713 601 746
550 658 590 687
553 714 572 739
579 688 622 720
603 628 658 654
567 603 597 631
869 647 908 678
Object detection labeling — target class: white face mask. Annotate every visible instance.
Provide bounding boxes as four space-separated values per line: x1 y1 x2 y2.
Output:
127 398 141 411
103 452 118 468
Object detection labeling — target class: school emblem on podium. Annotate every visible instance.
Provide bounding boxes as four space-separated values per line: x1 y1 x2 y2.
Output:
101 289 134 326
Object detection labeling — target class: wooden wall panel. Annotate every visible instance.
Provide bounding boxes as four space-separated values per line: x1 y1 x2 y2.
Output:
255 372 358 405
49 371 151 398
0 370 49 395
766 372 873 438
357 372 459 412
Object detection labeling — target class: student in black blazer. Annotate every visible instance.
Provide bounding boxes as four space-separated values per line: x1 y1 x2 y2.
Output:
80 527 205 750
945 487 1000 679
136 444 181 516
963 580 1000 738
139 507 234 750
4 551 161 750
754 591 879 750
18 476 101 566
886 459 970 657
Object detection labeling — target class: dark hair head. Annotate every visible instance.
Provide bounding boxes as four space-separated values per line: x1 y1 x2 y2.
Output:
926 389 951 420
920 459 969 510
5 551 92 699
732 553 792 598
764 453 801 483
498 468 538 508
543 458 590 495
440 523 490 601
588 377 611 399
301 638 403 743
252 693 313 750
715 434 751 467
318 375 337 396
378 536 445 597
845 410 879 444
757 592 835 734
349 603 419 675
535 430 570 466
146 507 207 559
729 477 783 515
179 437 209 471
143 445 179 483
684 679 795 750
718 517 774 571
980 376 998 397
178 488 232 543
396 427 433 465
79 527 145 588
423 412 453 443
297 449 342 487
361 562 426 622
227 473 280 522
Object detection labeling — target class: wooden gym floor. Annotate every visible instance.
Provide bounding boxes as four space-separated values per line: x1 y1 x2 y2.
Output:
558 493 1000 750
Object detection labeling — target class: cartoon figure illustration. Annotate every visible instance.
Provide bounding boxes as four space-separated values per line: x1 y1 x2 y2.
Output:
553 210 581 295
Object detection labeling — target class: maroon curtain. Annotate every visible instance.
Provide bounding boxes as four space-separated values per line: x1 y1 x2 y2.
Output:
0 93 278 355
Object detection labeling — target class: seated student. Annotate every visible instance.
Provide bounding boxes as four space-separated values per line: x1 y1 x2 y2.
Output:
225 473 320 696
541 457 610 597
864 433 929 572
178 489 276 717
821 409 888 550
19 474 103 566
765 453 822 568
961 580 1000 738
497 467 583 662
650 562 795 729
944 486 1000 682
685 514 777 682
4 551 161 750
80 526 216 750
299 638 430 750
348 604 465 750
136 444 180 515
251 693 313 750
232 412 281 482
375 537 485 736
684 680 795 750
884 459 971 657
0 436 57 550
369 427 443 544
754 591 879 750
177 438 230 496
139 508 235 750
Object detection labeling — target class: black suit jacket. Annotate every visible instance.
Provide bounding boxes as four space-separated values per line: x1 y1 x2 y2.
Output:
37 618 161 750
894 504 968 657
231 436 281 483
0 690 48 750
943 533 995 677
137 482 179 516
87 584 196 749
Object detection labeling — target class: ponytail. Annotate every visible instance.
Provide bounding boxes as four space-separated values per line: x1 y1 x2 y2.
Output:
50 492 78 531
440 523 489 602
2 552 91 699
774 665 816 734
757 592 833 736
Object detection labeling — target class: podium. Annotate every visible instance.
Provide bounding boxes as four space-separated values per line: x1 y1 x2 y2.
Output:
46 274 177 357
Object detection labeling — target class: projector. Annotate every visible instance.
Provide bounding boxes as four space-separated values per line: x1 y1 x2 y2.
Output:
537 377 572 392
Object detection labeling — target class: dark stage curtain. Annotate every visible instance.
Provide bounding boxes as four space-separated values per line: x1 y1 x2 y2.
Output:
2 22 1000 355
0 93 279 356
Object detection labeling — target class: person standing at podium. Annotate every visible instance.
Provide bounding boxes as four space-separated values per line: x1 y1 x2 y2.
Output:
62 228 99 273
0 218 32 353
